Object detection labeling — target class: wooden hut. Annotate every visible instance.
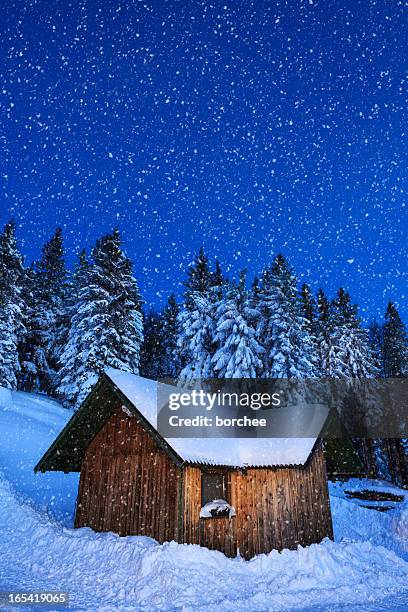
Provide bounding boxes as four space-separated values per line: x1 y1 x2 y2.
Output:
35 369 333 559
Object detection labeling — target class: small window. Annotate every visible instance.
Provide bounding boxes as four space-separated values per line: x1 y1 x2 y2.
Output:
201 471 227 505
200 471 235 519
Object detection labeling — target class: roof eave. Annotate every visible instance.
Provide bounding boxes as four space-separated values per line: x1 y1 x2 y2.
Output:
34 375 114 473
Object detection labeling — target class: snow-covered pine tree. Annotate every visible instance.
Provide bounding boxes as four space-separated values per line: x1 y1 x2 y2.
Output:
300 283 317 336
177 247 217 382
184 246 212 306
212 271 263 378
71 249 90 302
368 319 385 378
140 311 166 380
256 265 274 375
251 275 261 303
299 283 320 376
57 230 143 409
381 302 408 486
317 289 379 478
316 288 345 377
331 288 378 379
17 263 40 392
328 289 382 477
178 291 214 381
31 228 69 395
382 301 408 378
161 293 182 378
140 295 183 380
211 259 225 301
264 255 317 378
56 249 91 405
0 221 25 389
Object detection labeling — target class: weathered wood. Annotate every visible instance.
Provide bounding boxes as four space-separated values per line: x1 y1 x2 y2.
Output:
75 394 332 559
180 447 332 559
75 405 181 544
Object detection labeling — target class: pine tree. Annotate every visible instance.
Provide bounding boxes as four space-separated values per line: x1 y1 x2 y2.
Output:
382 301 407 378
31 228 69 395
300 283 320 376
0 221 25 389
178 291 214 381
316 288 345 377
177 248 218 382
17 264 39 391
211 259 225 300
56 250 91 405
184 247 212 305
331 288 378 379
256 266 274 374
368 319 385 378
263 255 317 378
316 289 346 378
140 311 166 380
161 294 182 378
71 249 90 302
212 271 263 378
327 289 381 477
251 275 261 303
57 230 143 408
300 283 317 336
380 303 408 485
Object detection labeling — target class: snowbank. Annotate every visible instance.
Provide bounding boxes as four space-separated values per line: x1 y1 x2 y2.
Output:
1 474 408 611
330 479 408 554
1 387 408 610
392 502 408 552
0 387 78 524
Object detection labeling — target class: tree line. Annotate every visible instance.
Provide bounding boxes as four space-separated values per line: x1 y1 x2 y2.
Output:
144 247 408 484
0 222 143 409
1 223 407 407
142 247 407 383
1 222 407 483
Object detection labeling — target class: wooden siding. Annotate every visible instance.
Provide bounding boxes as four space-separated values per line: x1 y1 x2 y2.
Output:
75 404 181 543
182 447 332 559
74 397 332 559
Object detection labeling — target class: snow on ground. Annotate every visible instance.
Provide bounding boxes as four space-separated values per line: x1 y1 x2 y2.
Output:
0 386 78 524
1 387 408 611
329 479 408 551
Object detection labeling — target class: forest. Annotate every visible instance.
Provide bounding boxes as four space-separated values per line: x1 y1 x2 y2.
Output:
0 220 407 485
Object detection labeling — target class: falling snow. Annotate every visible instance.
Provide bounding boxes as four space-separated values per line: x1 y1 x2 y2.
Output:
0 0 407 319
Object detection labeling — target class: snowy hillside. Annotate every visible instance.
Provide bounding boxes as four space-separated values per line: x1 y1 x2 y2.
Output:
1 387 408 611
0 386 79 524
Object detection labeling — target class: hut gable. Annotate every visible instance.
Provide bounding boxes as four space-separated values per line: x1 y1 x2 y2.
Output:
74 405 181 541
35 371 184 473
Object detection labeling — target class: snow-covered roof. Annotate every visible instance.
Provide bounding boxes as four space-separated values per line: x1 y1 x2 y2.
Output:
105 368 317 468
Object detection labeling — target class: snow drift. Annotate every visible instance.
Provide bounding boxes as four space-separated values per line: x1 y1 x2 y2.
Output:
1 387 408 611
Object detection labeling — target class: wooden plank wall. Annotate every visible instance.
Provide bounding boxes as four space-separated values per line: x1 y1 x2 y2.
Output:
74 404 332 560
75 405 181 543
182 447 333 559
182 467 237 557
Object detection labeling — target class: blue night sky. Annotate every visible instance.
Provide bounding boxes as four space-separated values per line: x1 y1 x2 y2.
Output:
1 0 407 321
